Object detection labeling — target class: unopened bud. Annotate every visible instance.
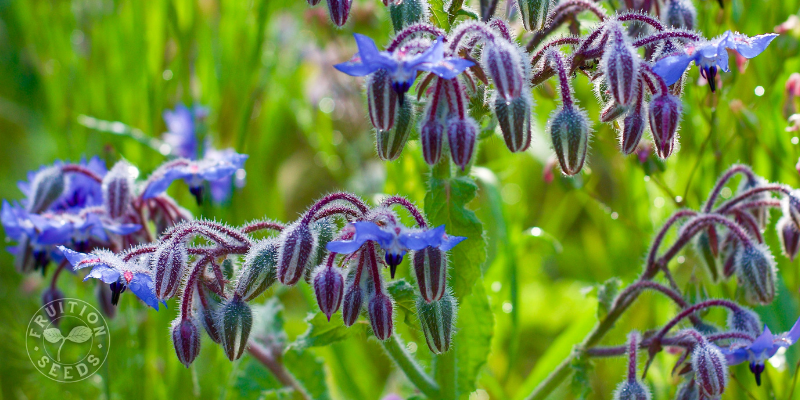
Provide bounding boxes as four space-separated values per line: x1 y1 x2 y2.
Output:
778 216 800 261
342 285 364 326
518 0 554 31
276 222 318 286
691 341 728 397
28 166 65 214
367 69 399 131
601 26 639 106
783 191 800 231
326 0 352 27
674 380 700 400
495 95 533 153
413 247 448 303
220 295 253 361
389 0 427 31
417 292 456 354
308 218 336 282
648 94 682 159
735 243 777 305
620 107 647 155
152 240 189 300
172 318 201 367
447 117 478 170
368 293 394 340
613 381 651 400
42 287 65 326
726 306 762 338
421 118 446 165
549 106 591 176
102 160 134 220
600 101 629 123
376 97 413 161
237 238 279 301
738 176 770 230
662 0 696 30
482 41 525 101
197 282 223 343
313 265 345 321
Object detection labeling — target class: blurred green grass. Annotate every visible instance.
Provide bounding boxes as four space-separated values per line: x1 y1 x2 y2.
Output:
1 0 800 399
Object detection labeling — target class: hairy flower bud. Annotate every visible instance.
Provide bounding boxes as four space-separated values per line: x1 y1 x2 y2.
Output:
662 0 696 30
420 118 446 165
778 216 800 261
602 27 639 106
220 295 253 361
620 107 647 155
691 342 728 397
197 282 223 343
518 0 554 31
367 69 399 131
368 293 394 340
326 0 352 27
308 218 336 282
447 117 478 170
237 238 279 301
482 41 525 101
674 380 700 400
376 98 413 161
738 176 770 230
389 0 427 31
495 95 533 153
417 292 456 354
172 318 201 367
152 239 189 300
601 101 629 123
613 381 651 400
648 94 682 159
102 160 134 220
735 243 777 305
342 285 364 326
413 247 448 303
276 222 317 286
28 166 65 214
549 106 591 176
313 265 345 321
783 190 800 231
727 307 762 338
42 287 65 326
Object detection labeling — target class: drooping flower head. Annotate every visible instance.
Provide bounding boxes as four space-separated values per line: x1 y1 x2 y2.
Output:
141 153 248 204
717 316 800 386
335 34 474 98
653 31 778 92
163 104 208 159
18 157 106 213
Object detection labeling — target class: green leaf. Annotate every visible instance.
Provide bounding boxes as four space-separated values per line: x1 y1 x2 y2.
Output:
427 0 449 30
570 354 594 400
66 326 93 343
289 312 368 351
455 283 494 398
596 277 622 320
43 328 63 343
283 348 330 400
251 298 287 346
387 279 419 330
455 8 479 20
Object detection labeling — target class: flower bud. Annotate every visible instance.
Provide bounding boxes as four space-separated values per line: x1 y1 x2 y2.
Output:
447 117 478 170
417 292 456 354
276 222 318 286
376 97 413 161
549 106 591 176
482 41 525 101
220 295 253 361
197 282 223 343
720 233 739 279
313 265 345 321
662 0 696 30
421 119 446 165
648 93 682 159
389 0 427 31
674 380 700 400
342 285 364 326
152 240 189 300
367 69 399 131
172 318 201 367
735 243 777 305
28 166 65 214
308 218 336 282
600 101 629 123
691 342 728 397
102 160 134 220
326 0 352 27
42 287 65 326
237 238 279 301
694 229 720 282
613 381 651 400
368 293 394 340
778 216 800 262
495 95 533 153
738 176 770 230
783 190 800 231
620 107 647 155
601 27 639 106
413 247 448 303
518 0 554 31
726 307 762 338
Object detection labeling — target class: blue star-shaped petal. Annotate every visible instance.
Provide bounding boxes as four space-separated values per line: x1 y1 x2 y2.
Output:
141 152 248 201
717 316 800 386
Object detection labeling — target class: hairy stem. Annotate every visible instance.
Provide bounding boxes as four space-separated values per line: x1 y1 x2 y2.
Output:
381 335 441 398
247 341 312 400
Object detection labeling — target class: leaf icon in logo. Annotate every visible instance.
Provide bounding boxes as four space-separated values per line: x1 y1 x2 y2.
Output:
66 326 92 343
43 328 63 343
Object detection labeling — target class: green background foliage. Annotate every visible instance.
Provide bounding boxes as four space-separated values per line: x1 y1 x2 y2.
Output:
1 0 800 398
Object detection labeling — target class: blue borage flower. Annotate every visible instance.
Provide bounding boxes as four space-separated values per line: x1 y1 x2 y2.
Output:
718 317 800 385
652 30 778 92
326 221 465 273
59 246 165 310
141 153 248 202
163 104 207 160
335 34 474 97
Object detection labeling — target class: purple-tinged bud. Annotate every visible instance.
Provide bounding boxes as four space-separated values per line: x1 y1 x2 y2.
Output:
152 239 189 300
726 307 762 338
413 247 448 303
674 380 700 400
96 283 117 319
735 243 777 305
518 0 554 31
276 222 318 286
416 292 456 354
367 69 399 131
691 342 728 398
237 238 279 301
600 101 629 123
172 318 201 367
694 230 720 282
620 107 647 155
778 216 800 261
738 176 770 230
197 282 223 343
42 287 65 326
447 117 478 170
307 218 336 282
549 106 591 176
376 98 413 161
102 160 134 220
482 41 525 101
368 293 394 340
495 95 533 153
342 285 364 326
783 190 800 231
613 381 651 400
720 233 739 279
313 265 345 321
28 166 65 214
326 0 352 27
220 295 253 361
601 26 639 106
662 0 696 30
648 94 682 159
421 119 446 165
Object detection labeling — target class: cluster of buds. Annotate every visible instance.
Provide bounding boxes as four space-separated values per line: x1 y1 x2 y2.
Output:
60 192 465 366
334 0 776 176
1 147 245 323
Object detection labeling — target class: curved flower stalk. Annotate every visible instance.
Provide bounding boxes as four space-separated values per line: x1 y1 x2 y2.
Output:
524 165 800 400
333 0 777 176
